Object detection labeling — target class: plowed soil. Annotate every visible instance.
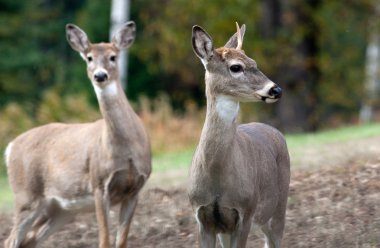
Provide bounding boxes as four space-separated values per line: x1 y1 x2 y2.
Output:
1 160 379 247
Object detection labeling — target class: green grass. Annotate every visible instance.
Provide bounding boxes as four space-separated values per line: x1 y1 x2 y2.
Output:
152 147 195 172
151 123 380 173
0 176 13 211
1 123 380 210
286 123 380 148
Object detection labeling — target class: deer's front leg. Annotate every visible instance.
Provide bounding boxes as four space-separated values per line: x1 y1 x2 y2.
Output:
115 196 138 248
94 188 111 248
230 216 253 248
196 207 217 248
198 227 216 248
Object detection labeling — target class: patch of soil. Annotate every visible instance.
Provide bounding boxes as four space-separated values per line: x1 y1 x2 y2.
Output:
1 160 379 247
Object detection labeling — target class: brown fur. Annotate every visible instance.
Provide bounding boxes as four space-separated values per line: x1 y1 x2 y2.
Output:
5 22 151 248
189 24 290 248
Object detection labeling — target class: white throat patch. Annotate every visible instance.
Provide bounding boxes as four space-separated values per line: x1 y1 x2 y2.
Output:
93 81 118 98
215 95 239 124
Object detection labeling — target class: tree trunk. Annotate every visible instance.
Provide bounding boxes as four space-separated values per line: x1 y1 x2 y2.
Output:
360 8 380 123
110 0 130 89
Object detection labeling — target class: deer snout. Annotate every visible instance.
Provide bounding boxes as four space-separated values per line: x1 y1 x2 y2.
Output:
94 72 108 82
94 69 108 83
255 82 283 103
268 85 282 99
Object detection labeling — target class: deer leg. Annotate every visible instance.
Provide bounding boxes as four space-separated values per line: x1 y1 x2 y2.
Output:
261 190 287 248
218 233 231 248
94 188 111 248
230 217 252 248
19 214 49 248
261 219 282 248
261 223 276 248
32 212 73 246
198 228 216 248
18 199 73 247
5 205 41 248
261 214 285 248
195 207 217 248
115 196 138 248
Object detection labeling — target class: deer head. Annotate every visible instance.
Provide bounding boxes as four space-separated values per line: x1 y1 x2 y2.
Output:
66 22 136 93
192 23 282 103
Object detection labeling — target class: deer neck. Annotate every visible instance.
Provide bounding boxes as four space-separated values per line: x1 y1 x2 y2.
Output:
197 80 240 166
93 80 141 145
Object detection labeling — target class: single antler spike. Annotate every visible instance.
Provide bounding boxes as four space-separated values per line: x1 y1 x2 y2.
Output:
236 22 242 50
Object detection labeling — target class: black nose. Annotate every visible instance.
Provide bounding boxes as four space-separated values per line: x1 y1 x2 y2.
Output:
268 85 282 98
94 72 108 83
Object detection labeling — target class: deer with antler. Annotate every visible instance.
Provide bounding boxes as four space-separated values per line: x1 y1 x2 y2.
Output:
4 22 151 248
188 23 290 248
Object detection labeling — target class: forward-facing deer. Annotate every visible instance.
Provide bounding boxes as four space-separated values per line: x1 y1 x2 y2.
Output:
4 21 151 248
188 23 290 248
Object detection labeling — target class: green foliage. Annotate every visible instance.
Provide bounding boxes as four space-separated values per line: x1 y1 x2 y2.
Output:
0 0 377 139
0 0 110 110
315 1 373 120
1 0 76 105
129 0 376 127
129 0 261 104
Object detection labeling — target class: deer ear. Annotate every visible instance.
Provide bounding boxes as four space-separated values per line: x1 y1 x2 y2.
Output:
66 24 90 53
112 21 136 50
192 25 214 64
224 24 246 49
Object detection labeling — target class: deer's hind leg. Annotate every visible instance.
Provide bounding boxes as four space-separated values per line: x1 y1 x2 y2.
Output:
22 199 74 247
5 201 42 248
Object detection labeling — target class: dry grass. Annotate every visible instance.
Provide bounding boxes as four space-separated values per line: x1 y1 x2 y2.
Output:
137 94 204 154
1 90 380 247
289 135 380 170
284 160 380 247
0 91 203 173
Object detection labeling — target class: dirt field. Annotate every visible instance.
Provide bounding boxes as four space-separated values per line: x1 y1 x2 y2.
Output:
1 159 379 247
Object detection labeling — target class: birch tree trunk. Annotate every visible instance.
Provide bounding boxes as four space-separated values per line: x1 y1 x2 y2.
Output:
360 9 380 123
110 0 130 89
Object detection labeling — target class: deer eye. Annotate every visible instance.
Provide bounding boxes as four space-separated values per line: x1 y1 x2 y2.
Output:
110 55 116 62
87 56 93 62
230 64 243 73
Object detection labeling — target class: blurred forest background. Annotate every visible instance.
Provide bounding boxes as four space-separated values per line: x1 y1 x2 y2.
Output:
1 0 380 176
